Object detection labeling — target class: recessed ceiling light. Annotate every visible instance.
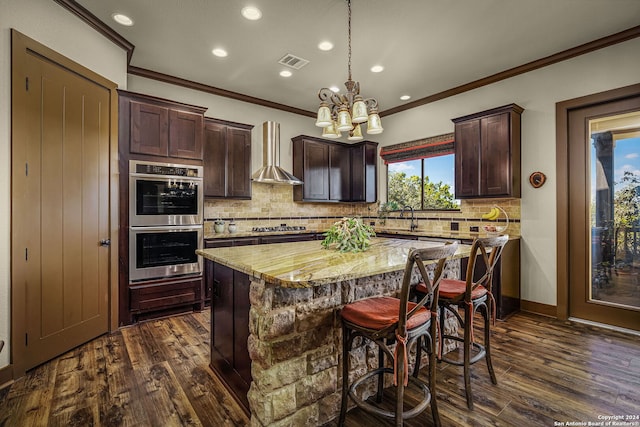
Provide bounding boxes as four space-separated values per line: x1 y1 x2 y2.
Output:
241 6 262 20
212 48 228 58
112 13 134 26
330 86 340 93
400 95 411 101
280 70 292 77
370 65 384 73
318 41 334 51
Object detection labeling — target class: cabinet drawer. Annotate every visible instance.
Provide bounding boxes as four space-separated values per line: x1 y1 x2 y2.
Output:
130 277 202 312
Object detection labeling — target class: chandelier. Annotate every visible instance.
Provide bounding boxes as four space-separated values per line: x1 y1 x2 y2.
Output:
314 0 383 140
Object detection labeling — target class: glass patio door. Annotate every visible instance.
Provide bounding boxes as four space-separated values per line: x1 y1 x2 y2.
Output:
590 113 640 312
568 98 640 331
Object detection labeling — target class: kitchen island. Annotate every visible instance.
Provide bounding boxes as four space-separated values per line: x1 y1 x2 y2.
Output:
197 237 471 426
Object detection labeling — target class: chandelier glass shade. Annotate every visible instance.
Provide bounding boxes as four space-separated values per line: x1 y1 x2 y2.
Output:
315 0 383 140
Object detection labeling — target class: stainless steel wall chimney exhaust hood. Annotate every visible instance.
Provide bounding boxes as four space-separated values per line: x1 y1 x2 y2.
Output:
252 121 303 185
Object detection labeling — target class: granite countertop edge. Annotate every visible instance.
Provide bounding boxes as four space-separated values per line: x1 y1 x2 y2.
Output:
197 238 473 288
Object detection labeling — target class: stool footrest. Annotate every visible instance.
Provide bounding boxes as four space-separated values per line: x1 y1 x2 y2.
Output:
439 335 486 366
349 367 432 420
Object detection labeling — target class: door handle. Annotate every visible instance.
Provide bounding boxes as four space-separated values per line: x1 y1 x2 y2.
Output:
99 239 111 247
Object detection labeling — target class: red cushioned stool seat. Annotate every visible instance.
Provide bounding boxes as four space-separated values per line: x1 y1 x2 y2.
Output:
416 279 488 300
341 296 431 331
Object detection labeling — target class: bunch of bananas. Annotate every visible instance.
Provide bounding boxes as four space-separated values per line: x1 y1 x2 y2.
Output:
482 207 501 220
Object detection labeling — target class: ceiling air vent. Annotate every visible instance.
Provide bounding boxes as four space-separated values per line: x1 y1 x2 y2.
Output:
278 53 309 70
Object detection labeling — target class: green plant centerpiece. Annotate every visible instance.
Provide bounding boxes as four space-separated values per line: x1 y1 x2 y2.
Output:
321 217 376 253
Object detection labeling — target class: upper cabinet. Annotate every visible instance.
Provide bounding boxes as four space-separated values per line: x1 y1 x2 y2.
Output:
120 90 206 161
203 118 254 199
350 142 378 202
292 135 378 203
453 104 523 199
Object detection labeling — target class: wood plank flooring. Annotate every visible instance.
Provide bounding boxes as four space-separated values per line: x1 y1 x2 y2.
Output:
1 310 638 426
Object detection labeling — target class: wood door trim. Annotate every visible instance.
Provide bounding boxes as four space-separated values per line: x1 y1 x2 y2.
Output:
11 29 119 376
555 83 640 320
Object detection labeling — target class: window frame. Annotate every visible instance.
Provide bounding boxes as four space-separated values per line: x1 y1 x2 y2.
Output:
385 152 460 212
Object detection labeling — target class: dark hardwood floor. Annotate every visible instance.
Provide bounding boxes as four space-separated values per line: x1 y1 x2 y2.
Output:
1 310 638 426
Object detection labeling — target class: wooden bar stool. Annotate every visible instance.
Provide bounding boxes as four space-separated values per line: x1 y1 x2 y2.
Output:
416 235 508 410
338 243 458 426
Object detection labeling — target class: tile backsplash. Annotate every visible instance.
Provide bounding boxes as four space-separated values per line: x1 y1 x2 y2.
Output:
204 184 520 237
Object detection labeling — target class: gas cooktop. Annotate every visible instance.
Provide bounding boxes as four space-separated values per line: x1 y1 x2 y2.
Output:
251 226 307 232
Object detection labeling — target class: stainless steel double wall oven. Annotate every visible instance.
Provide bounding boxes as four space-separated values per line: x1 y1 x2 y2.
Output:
129 160 203 282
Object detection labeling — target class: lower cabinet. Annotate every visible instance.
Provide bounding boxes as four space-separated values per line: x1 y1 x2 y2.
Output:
128 276 203 323
204 237 260 304
209 261 251 414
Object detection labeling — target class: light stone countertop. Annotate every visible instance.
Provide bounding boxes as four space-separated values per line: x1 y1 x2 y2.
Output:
197 237 472 288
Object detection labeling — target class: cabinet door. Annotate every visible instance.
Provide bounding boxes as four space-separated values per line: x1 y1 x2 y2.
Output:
363 143 378 203
212 263 234 363
303 140 330 200
233 271 251 384
454 119 481 198
169 109 203 160
480 113 510 196
130 101 169 156
203 121 227 197
329 144 350 201
350 143 377 202
227 127 252 199
351 145 365 201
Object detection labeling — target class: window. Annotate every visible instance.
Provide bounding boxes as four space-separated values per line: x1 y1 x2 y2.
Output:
380 133 459 211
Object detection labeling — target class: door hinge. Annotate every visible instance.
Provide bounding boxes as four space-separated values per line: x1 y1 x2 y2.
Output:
25 77 29 91
25 248 28 261
25 333 28 346
25 162 28 176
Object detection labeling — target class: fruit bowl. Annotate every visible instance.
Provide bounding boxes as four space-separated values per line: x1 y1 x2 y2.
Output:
483 224 507 235
481 206 509 236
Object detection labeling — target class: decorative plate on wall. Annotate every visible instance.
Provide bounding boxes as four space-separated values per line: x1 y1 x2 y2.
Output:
529 171 546 188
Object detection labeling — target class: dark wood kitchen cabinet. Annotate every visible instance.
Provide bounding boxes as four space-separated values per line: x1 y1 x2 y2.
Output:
453 104 523 199
203 118 253 199
117 90 208 326
120 90 206 160
203 237 259 304
209 261 251 413
350 141 378 202
292 135 378 203
294 137 330 201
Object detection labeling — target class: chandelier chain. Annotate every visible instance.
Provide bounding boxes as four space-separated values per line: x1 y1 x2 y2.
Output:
347 0 352 82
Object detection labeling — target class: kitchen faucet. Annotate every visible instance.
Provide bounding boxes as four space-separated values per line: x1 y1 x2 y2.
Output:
400 205 418 232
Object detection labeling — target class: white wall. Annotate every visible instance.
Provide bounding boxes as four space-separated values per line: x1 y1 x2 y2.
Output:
380 37 640 306
0 0 128 369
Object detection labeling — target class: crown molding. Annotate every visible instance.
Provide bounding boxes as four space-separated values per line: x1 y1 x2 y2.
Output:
381 24 640 117
54 0 640 119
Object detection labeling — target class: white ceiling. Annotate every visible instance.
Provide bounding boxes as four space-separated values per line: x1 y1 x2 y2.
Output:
76 0 640 115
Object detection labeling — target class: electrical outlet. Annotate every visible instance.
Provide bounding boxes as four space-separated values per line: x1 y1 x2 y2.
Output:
470 226 479 232
450 222 459 231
